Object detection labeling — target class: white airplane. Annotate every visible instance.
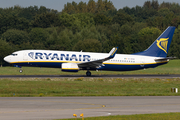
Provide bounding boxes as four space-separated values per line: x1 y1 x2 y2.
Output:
4 26 176 76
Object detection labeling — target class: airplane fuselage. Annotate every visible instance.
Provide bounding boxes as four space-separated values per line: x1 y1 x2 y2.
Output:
4 50 168 71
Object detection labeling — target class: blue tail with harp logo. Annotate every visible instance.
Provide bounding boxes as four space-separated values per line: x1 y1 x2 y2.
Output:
133 26 176 57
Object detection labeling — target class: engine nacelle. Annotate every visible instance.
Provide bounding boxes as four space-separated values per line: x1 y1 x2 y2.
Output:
61 63 79 72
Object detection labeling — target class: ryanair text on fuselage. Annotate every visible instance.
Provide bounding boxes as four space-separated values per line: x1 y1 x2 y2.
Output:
29 52 91 61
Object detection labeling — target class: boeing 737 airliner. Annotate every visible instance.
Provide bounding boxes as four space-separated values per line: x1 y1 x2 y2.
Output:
4 26 176 76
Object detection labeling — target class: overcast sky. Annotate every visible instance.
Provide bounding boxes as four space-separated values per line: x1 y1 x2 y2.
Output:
0 0 180 12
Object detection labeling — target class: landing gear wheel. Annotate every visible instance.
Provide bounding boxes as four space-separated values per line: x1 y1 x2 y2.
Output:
19 69 23 73
86 71 91 76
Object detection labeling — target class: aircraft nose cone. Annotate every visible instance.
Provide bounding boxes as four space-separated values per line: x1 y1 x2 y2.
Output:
4 56 11 63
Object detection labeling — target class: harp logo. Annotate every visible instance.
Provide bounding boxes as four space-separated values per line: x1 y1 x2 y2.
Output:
156 38 169 53
28 52 34 59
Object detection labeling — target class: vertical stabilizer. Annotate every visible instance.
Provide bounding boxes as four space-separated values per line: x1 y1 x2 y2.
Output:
133 26 176 57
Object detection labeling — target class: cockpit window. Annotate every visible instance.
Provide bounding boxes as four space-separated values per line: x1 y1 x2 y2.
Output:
11 54 18 56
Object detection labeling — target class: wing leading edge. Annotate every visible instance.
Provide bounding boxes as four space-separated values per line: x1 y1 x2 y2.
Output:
78 47 118 69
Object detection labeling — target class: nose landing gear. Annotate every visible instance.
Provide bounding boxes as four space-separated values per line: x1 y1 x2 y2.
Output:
19 69 23 73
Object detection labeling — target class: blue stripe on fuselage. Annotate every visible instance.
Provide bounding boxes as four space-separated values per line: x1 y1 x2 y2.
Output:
14 62 62 68
98 62 167 71
13 61 168 71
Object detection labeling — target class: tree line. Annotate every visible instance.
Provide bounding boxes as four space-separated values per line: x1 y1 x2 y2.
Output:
0 0 180 65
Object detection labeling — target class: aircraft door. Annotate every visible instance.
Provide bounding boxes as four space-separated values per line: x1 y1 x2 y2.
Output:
140 58 145 67
23 52 28 60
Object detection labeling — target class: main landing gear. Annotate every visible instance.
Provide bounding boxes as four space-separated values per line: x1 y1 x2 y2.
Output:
86 70 91 76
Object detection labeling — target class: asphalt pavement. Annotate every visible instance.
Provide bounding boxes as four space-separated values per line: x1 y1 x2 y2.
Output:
0 96 180 120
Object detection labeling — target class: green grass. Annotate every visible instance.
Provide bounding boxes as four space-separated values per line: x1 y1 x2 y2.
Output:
0 78 179 97
58 113 180 120
0 60 179 97
1 59 180 75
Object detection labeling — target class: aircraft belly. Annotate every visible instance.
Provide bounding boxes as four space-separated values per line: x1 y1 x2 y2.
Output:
14 62 62 68
13 61 167 71
98 62 167 71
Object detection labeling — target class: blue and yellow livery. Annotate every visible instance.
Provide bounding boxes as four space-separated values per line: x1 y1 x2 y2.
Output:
4 26 176 76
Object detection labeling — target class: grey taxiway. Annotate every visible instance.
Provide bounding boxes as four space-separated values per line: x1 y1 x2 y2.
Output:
0 96 180 120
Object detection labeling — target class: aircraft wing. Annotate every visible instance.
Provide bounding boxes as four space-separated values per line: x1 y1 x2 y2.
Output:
78 47 118 69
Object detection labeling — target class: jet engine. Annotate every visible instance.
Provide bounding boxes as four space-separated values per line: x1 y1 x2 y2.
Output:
61 63 79 72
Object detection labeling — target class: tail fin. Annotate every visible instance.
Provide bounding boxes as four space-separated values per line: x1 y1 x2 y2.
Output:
133 26 176 57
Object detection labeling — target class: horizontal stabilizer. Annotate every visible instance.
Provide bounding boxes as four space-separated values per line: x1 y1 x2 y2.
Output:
155 57 176 61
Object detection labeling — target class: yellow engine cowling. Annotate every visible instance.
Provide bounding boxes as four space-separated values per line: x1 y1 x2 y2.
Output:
61 63 79 72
